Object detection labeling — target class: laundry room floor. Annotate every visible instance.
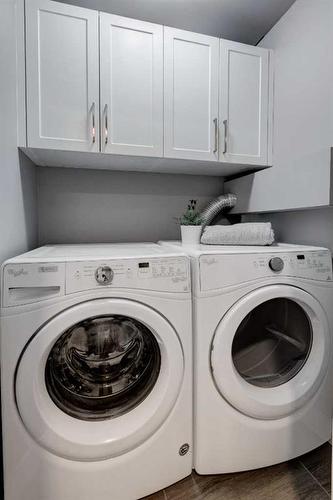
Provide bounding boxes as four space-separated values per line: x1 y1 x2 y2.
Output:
145 442 331 500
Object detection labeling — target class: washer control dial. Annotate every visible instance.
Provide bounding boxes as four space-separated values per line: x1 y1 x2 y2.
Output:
269 257 284 272
95 266 114 285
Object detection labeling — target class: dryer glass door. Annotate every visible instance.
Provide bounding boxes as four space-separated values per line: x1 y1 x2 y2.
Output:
45 315 161 421
211 285 330 419
232 298 312 388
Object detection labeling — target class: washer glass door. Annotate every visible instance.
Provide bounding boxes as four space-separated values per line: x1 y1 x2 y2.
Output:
211 285 330 419
16 298 184 461
45 315 161 421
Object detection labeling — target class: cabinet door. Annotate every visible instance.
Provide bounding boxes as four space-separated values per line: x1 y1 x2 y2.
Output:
100 14 163 157
219 41 270 165
26 0 99 152
164 27 219 161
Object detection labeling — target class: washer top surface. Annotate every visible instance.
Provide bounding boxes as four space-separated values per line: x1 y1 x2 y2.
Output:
5 243 187 264
159 241 329 256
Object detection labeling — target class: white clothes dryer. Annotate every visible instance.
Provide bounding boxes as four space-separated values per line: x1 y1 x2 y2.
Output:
159 242 333 474
1 244 192 500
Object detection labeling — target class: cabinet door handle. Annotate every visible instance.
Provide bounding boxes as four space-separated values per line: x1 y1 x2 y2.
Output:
213 118 218 154
91 102 96 144
223 119 227 154
104 104 108 145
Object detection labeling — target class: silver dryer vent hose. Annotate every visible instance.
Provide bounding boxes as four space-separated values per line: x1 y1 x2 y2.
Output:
199 193 237 227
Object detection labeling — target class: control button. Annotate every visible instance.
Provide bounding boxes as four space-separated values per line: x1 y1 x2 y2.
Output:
95 266 114 285
269 257 284 272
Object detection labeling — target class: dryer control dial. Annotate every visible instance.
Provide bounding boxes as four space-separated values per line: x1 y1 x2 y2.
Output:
95 266 114 285
269 257 284 273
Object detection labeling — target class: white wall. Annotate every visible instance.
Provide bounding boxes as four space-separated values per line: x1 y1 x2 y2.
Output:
0 0 38 264
38 167 223 244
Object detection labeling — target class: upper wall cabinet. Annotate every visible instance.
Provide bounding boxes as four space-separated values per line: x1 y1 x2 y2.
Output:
21 0 273 175
219 41 270 165
100 14 163 156
164 28 219 161
26 0 99 152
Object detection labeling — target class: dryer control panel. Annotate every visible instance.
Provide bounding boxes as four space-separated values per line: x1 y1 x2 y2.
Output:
66 257 190 294
200 250 333 291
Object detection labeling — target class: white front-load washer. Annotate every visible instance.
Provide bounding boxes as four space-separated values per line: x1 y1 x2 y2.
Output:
0 243 192 500
159 241 333 474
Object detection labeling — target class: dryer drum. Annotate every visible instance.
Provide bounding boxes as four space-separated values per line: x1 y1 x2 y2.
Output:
45 315 161 421
232 298 313 388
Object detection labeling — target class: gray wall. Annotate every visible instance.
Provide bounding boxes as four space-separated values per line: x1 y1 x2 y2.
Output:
244 208 333 252
38 167 223 244
0 0 38 264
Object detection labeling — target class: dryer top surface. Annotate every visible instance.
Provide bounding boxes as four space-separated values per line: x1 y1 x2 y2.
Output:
158 241 329 257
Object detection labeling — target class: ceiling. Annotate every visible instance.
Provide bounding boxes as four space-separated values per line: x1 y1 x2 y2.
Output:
59 0 297 45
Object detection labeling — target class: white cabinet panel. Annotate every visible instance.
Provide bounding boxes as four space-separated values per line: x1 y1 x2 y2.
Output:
23 2 274 174
164 28 219 161
26 0 99 152
220 41 270 165
100 14 163 156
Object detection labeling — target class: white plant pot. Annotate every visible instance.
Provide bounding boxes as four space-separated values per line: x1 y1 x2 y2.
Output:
180 225 202 246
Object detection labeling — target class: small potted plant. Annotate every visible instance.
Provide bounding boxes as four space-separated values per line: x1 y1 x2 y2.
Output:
179 200 202 245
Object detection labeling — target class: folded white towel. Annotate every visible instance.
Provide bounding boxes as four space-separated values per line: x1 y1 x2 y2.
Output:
201 223 275 246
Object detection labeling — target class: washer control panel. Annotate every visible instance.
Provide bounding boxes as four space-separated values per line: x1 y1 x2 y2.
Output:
66 257 190 294
200 250 332 291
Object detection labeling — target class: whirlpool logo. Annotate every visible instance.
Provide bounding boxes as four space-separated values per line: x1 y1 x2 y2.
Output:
7 268 28 278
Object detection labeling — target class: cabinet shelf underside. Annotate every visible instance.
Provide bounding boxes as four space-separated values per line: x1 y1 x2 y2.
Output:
21 147 270 178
